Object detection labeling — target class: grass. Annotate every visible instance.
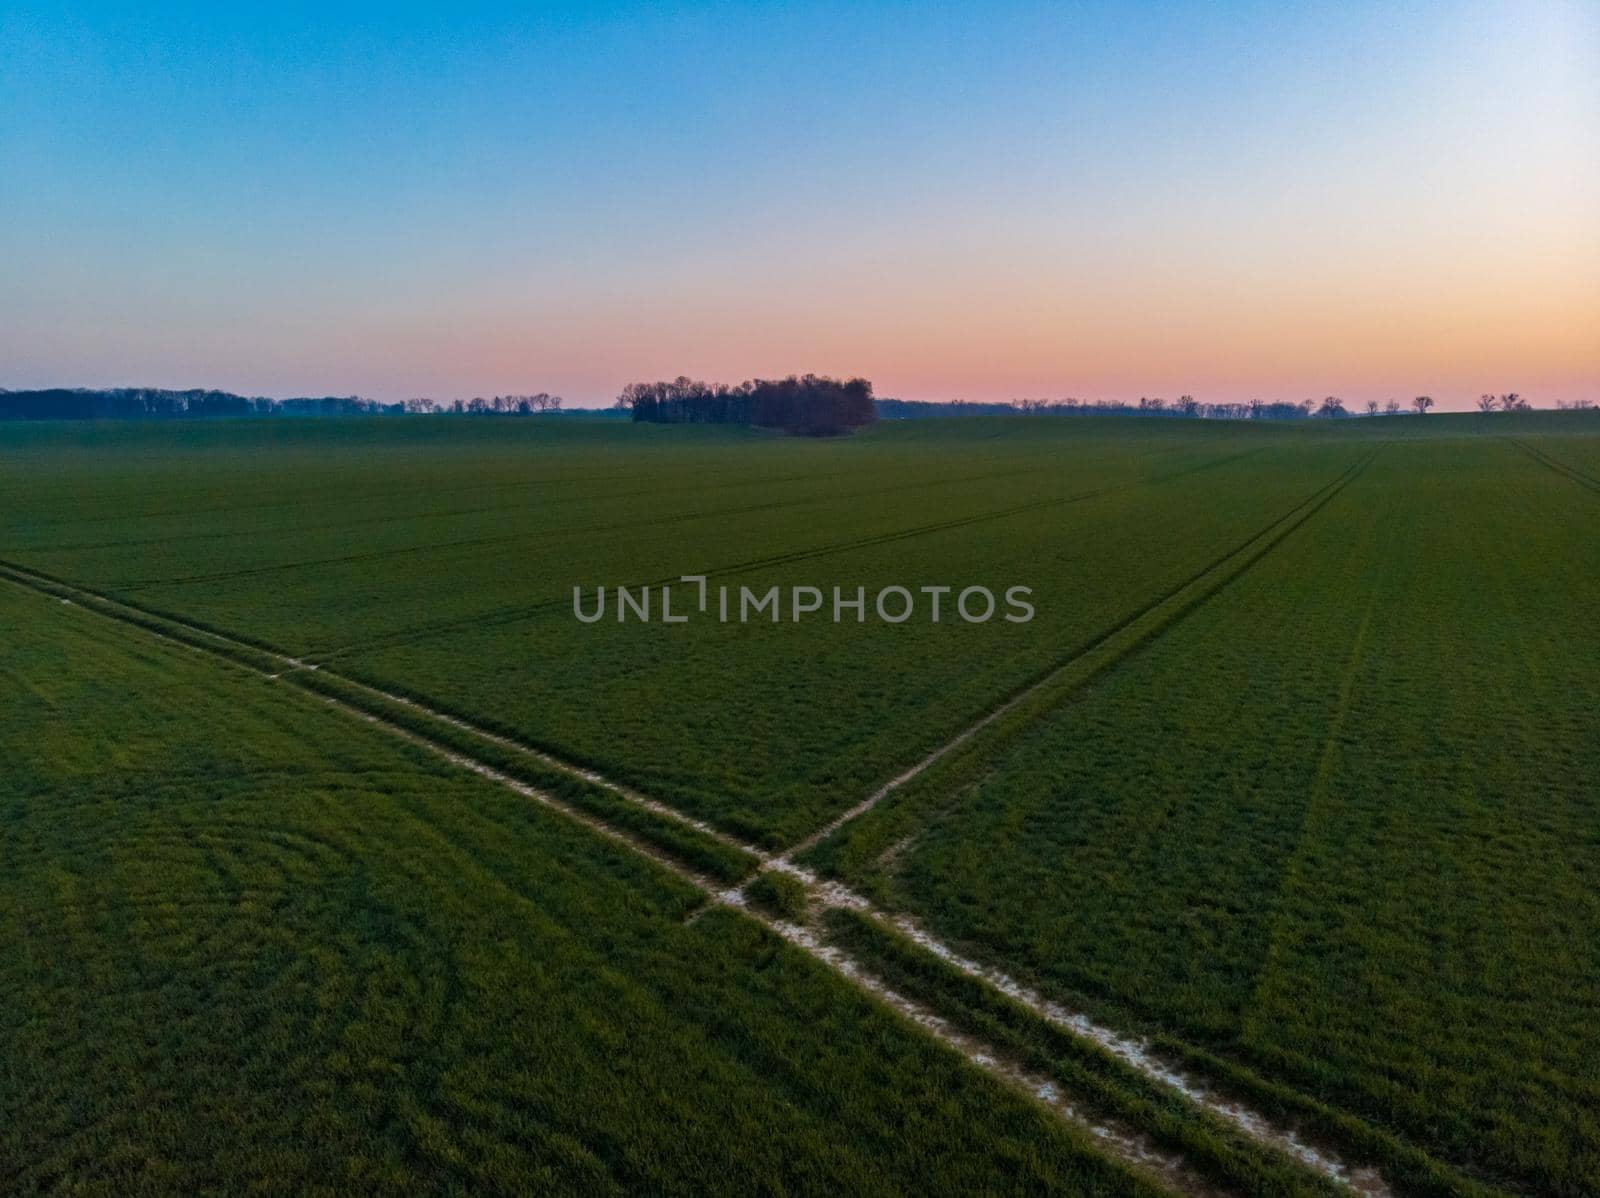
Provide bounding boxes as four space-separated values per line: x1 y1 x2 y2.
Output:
806 436 1600 1195
821 908 1498 1198
745 870 810 923
286 667 762 886
3 410 1598 1192
823 909 1381 1198
0 560 763 887
0 581 1157 1196
0 415 1370 845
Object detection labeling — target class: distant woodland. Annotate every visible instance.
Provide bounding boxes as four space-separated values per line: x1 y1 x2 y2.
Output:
0 388 573 421
4 386 1583 424
882 394 1591 418
617 375 878 435
889 396 1416 419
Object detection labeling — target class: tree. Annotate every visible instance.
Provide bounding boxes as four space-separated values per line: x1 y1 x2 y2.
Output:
1500 393 1527 412
1385 399 1401 415
618 374 873 434
1413 395 1434 415
1477 394 1498 412
1317 396 1347 418
1366 400 1380 416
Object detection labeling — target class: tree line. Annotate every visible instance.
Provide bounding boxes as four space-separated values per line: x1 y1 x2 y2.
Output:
401 393 565 415
884 396 1372 420
6 385 1588 424
1008 395 1441 418
0 388 400 421
616 375 877 435
0 388 568 421
884 393 1583 419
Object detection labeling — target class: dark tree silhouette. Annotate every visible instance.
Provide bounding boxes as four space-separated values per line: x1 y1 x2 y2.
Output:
617 374 876 435
0 388 404 421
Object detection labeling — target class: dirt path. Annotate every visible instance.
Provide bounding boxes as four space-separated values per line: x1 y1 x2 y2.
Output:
1 565 1234 1197
0 550 1395 1195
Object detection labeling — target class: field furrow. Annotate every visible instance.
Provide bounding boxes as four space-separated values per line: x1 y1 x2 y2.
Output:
803 439 1600 1195
4 413 1597 1195
2 567 1362 1198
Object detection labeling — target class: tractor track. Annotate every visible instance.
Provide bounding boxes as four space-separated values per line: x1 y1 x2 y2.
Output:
1506 437 1600 497
0 454 1399 1198
1 564 1230 1197
314 445 1266 659
780 450 1376 861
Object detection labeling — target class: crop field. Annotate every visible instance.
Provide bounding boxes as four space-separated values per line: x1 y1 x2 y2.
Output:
803 435 1600 1194
0 418 1375 844
2 412 1597 1195
0 585 1154 1196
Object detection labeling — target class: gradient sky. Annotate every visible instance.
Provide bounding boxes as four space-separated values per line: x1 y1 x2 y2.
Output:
3 2 1596 409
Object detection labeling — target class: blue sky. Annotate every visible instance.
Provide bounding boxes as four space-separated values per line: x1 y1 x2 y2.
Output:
3 2 1596 407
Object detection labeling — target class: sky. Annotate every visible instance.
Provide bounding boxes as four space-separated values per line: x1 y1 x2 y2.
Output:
2 2 1596 410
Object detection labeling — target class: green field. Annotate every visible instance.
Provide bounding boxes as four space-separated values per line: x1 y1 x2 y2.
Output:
0 585 1157 1196
3 412 1597 1195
